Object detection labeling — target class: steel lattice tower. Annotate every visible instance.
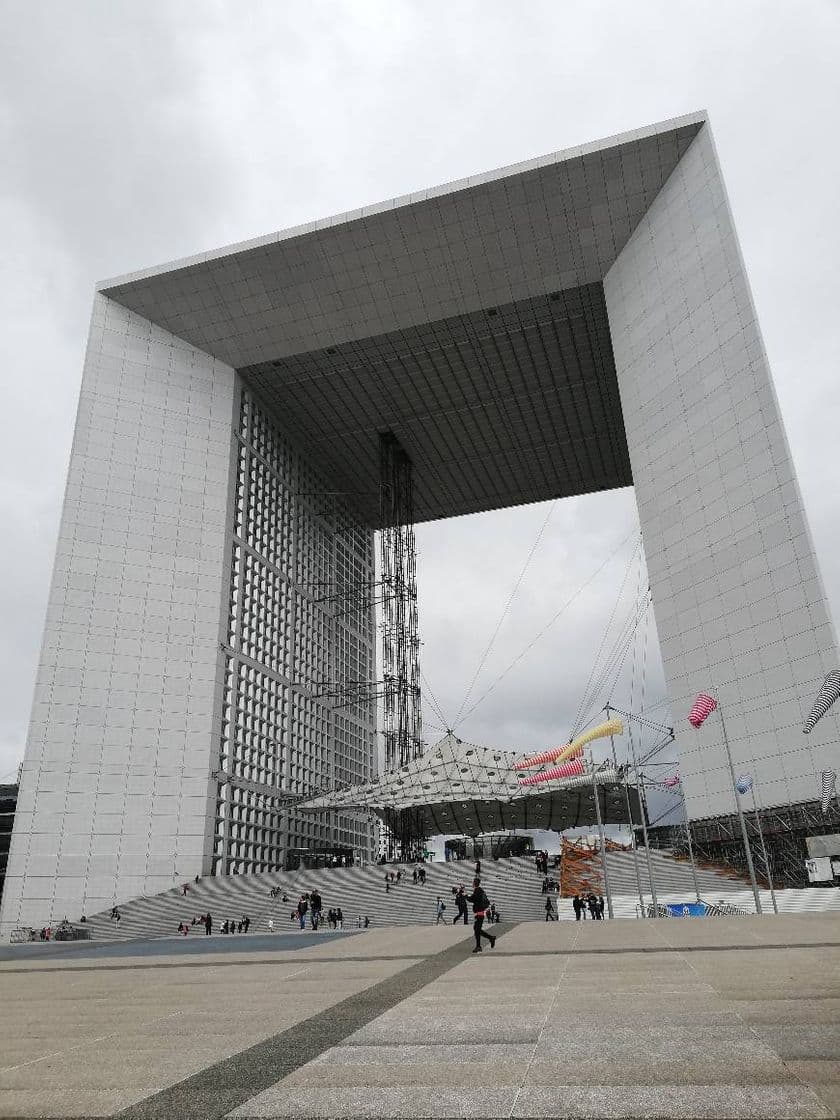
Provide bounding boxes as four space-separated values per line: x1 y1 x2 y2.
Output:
379 433 423 772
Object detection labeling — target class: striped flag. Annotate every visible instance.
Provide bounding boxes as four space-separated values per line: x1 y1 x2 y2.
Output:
735 774 753 795
663 773 681 788
514 742 582 771
802 670 840 734
820 769 837 814
518 757 585 787
689 693 717 728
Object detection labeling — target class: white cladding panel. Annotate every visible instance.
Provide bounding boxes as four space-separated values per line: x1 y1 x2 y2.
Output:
0 296 236 935
605 124 840 819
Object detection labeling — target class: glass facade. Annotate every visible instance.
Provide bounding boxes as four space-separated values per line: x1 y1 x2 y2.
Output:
213 385 376 874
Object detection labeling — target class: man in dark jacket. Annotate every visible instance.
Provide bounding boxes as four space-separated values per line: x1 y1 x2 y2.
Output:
466 877 496 954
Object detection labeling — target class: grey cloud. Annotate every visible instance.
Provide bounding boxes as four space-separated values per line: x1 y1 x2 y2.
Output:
1 1 838 800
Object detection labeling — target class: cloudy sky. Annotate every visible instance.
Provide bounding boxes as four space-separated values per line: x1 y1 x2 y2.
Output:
1 2 839 811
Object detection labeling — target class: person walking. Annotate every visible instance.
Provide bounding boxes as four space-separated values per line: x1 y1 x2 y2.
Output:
336 907 344 930
572 895 582 920
588 894 599 920
204 911 212 936
435 897 446 924
466 877 496 954
544 898 556 921
310 889 322 930
268 918 275 933
453 886 469 925
297 896 308 930
412 868 418 885
598 896 606 920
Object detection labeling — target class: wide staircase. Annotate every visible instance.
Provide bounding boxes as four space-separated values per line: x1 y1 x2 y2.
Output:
85 856 546 942
553 841 840 919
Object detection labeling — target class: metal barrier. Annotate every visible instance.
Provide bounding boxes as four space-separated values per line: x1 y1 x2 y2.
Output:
634 899 751 919
8 923 92 944
9 927 36 943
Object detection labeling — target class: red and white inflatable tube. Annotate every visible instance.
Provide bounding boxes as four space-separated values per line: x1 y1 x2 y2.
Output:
517 757 585 786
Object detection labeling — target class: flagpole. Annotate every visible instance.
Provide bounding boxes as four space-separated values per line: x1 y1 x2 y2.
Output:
751 777 778 914
627 729 659 917
680 784 702 903
717 705 763 915
622 768 646 917
591 755 614 919
608 702 645 918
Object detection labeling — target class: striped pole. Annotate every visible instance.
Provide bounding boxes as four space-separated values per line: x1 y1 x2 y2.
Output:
591 756 614 919
750 778 778 914
681 788 702 903
627 729 659 917
717 705 763 915
607 703 646 919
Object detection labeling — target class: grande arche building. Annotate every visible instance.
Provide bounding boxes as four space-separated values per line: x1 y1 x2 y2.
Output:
3 110 839 933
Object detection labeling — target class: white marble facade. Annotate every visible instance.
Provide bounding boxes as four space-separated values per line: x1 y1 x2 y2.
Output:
0 296 236 934
605 125 840 820
4 115 838 934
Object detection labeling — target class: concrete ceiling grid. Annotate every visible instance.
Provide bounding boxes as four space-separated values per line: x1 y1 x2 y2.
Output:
98 113 706 528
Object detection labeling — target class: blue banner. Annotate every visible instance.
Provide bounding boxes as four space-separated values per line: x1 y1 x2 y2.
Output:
664 902 707 918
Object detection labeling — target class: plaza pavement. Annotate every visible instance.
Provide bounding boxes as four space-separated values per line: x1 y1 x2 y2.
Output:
1 916 839 1118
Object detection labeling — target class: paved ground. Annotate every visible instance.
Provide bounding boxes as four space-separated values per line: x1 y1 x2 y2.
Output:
1 916 839 1118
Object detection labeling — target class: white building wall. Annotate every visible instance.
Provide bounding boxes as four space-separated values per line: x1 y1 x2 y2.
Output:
605 123 840 820
0 295 236 935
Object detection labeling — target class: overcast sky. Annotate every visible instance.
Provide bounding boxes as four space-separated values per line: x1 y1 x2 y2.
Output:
1 2 839 809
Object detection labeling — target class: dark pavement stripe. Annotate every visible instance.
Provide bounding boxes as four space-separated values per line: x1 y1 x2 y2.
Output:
4 938 839 978
491 940 840 956
0 954 425 976
113 924 515 1120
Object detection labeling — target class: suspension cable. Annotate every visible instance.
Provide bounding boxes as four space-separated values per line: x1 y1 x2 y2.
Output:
451 500 557 727
453 524 639 730
420 667 451 732
570 532 642 738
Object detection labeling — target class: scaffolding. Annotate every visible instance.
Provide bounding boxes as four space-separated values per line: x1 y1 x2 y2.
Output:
647 797 840 889
378 432 424 860
379 432 423 771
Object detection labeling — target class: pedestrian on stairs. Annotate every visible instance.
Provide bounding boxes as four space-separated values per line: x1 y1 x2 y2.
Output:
336 907 344 930
412 868 418 884
544 898 556 921
204 911 212 936
310 890 322 930
466 878 496 954
598 896 606 920
435 897 446 924
572 895 582 920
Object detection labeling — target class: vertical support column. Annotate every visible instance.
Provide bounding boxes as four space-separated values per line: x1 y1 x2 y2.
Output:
379 433 424 860
605 123 840 823
379 433 423 772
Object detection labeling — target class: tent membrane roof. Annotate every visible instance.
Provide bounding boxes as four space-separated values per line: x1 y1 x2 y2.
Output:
98 113 706 526
297 734 640 835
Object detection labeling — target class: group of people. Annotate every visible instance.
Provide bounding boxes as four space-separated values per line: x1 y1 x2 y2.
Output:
177 913 215 935
384 866 427 891
572 894 606 920
534 850 555 875
441 884 500 927
540 876 560 894
289 891 361 931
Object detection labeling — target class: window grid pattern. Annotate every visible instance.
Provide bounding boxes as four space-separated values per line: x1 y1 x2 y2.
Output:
214 386 376 876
